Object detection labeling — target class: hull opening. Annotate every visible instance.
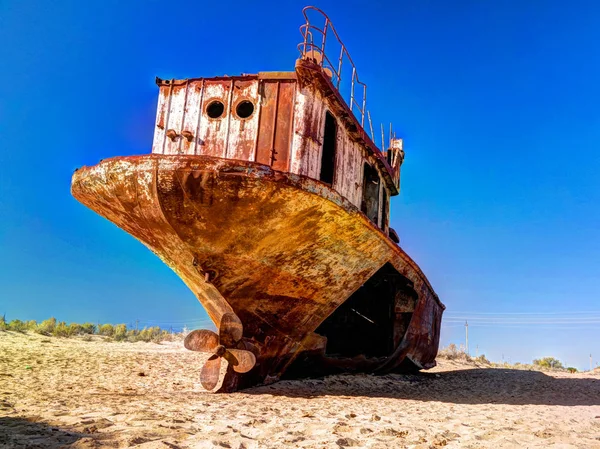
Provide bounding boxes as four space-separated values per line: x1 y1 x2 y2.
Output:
315 262 417 359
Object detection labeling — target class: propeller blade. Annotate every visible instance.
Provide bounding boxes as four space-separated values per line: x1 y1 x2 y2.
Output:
219 312 243 347
224 349 256 373
200 355 222 390
184 329 219 352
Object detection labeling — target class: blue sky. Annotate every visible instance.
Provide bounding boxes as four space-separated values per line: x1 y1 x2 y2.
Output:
1 1 599 370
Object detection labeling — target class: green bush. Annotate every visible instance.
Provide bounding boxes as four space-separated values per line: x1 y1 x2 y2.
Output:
114 324 127 341
52 321 70 337
7 319 27 332
68 323 83 336
0 315 5 331
126 329 138 341
81 323 96 335
36 317 57 335
567 367 577 373
132 326 167 343
137 327 154 342
26 320 37 331
533 357 564 370
99 324 114 337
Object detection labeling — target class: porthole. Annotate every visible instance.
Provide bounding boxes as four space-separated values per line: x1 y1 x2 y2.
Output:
206 100 225 119
235 100 255 119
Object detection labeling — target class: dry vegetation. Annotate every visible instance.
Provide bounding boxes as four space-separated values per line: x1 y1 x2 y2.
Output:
437 343 580 373
0 315 182 343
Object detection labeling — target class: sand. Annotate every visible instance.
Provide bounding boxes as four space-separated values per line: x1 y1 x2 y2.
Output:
1 331 599 448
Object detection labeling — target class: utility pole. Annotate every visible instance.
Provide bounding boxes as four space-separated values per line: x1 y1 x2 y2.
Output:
465 320 469 355
136 319 139 331
591 354 593 372
476 345 479 357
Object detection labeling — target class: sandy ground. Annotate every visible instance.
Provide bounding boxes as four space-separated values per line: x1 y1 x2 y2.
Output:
1 332 599 449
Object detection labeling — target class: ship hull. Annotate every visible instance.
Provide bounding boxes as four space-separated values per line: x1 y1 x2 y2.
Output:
71 154 444 390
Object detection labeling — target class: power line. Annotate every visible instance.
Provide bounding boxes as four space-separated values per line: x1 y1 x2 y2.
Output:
442 322 600 330
444 315 600 322
445 310 600 316
444 319 600 324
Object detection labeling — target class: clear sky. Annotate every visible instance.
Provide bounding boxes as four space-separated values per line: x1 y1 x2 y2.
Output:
1 1 599 370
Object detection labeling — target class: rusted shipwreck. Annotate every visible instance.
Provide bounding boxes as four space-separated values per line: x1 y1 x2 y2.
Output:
71 7 445 392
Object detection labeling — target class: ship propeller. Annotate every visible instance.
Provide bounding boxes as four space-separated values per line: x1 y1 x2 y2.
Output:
184 312 256 391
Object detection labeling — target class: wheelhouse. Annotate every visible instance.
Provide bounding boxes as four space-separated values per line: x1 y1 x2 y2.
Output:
151 7 405 239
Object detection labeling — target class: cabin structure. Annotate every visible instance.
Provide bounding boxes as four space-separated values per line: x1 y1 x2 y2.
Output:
151 8 404 239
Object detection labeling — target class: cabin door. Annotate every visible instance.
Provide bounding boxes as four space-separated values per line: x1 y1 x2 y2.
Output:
319 111 337 184
362 163 380 224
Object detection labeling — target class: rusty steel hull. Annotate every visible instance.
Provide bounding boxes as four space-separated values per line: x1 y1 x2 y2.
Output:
71 154 444 390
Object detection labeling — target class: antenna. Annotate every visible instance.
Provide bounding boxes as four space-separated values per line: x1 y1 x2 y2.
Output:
465 320 469 355
367 111 374 141
381 123 385 151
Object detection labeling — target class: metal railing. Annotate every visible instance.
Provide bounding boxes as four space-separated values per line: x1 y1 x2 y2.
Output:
298 6 367 128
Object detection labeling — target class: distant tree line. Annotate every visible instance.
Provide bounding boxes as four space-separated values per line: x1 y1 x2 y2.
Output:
0 315 177 343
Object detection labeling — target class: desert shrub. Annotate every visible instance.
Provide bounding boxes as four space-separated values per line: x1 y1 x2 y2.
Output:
80 323 96 334
438 343 459 359
7 319 27 332
26 320 37 331
533 357 564 370
160 329 175 342
137 326 158 342
36 317 57 335
68 323 83 336
99 324 114 337
0 315 5 331
114 324 127 341
129 326 169 343
158 329 172 342
567 367 577 373
474 354 490 364
126 329 138 341
438 343 472 362
52 321 70 337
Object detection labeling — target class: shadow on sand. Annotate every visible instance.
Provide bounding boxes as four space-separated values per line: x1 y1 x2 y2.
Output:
0 417 87 449
246 368 600 406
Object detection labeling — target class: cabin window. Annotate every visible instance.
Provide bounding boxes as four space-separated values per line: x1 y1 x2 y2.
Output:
206 100 225 119
235 100 255 119
361 163 380 224
319 111 337 184
315 263 418 358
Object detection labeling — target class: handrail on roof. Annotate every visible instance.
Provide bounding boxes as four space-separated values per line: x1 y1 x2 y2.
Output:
298 6 368 129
